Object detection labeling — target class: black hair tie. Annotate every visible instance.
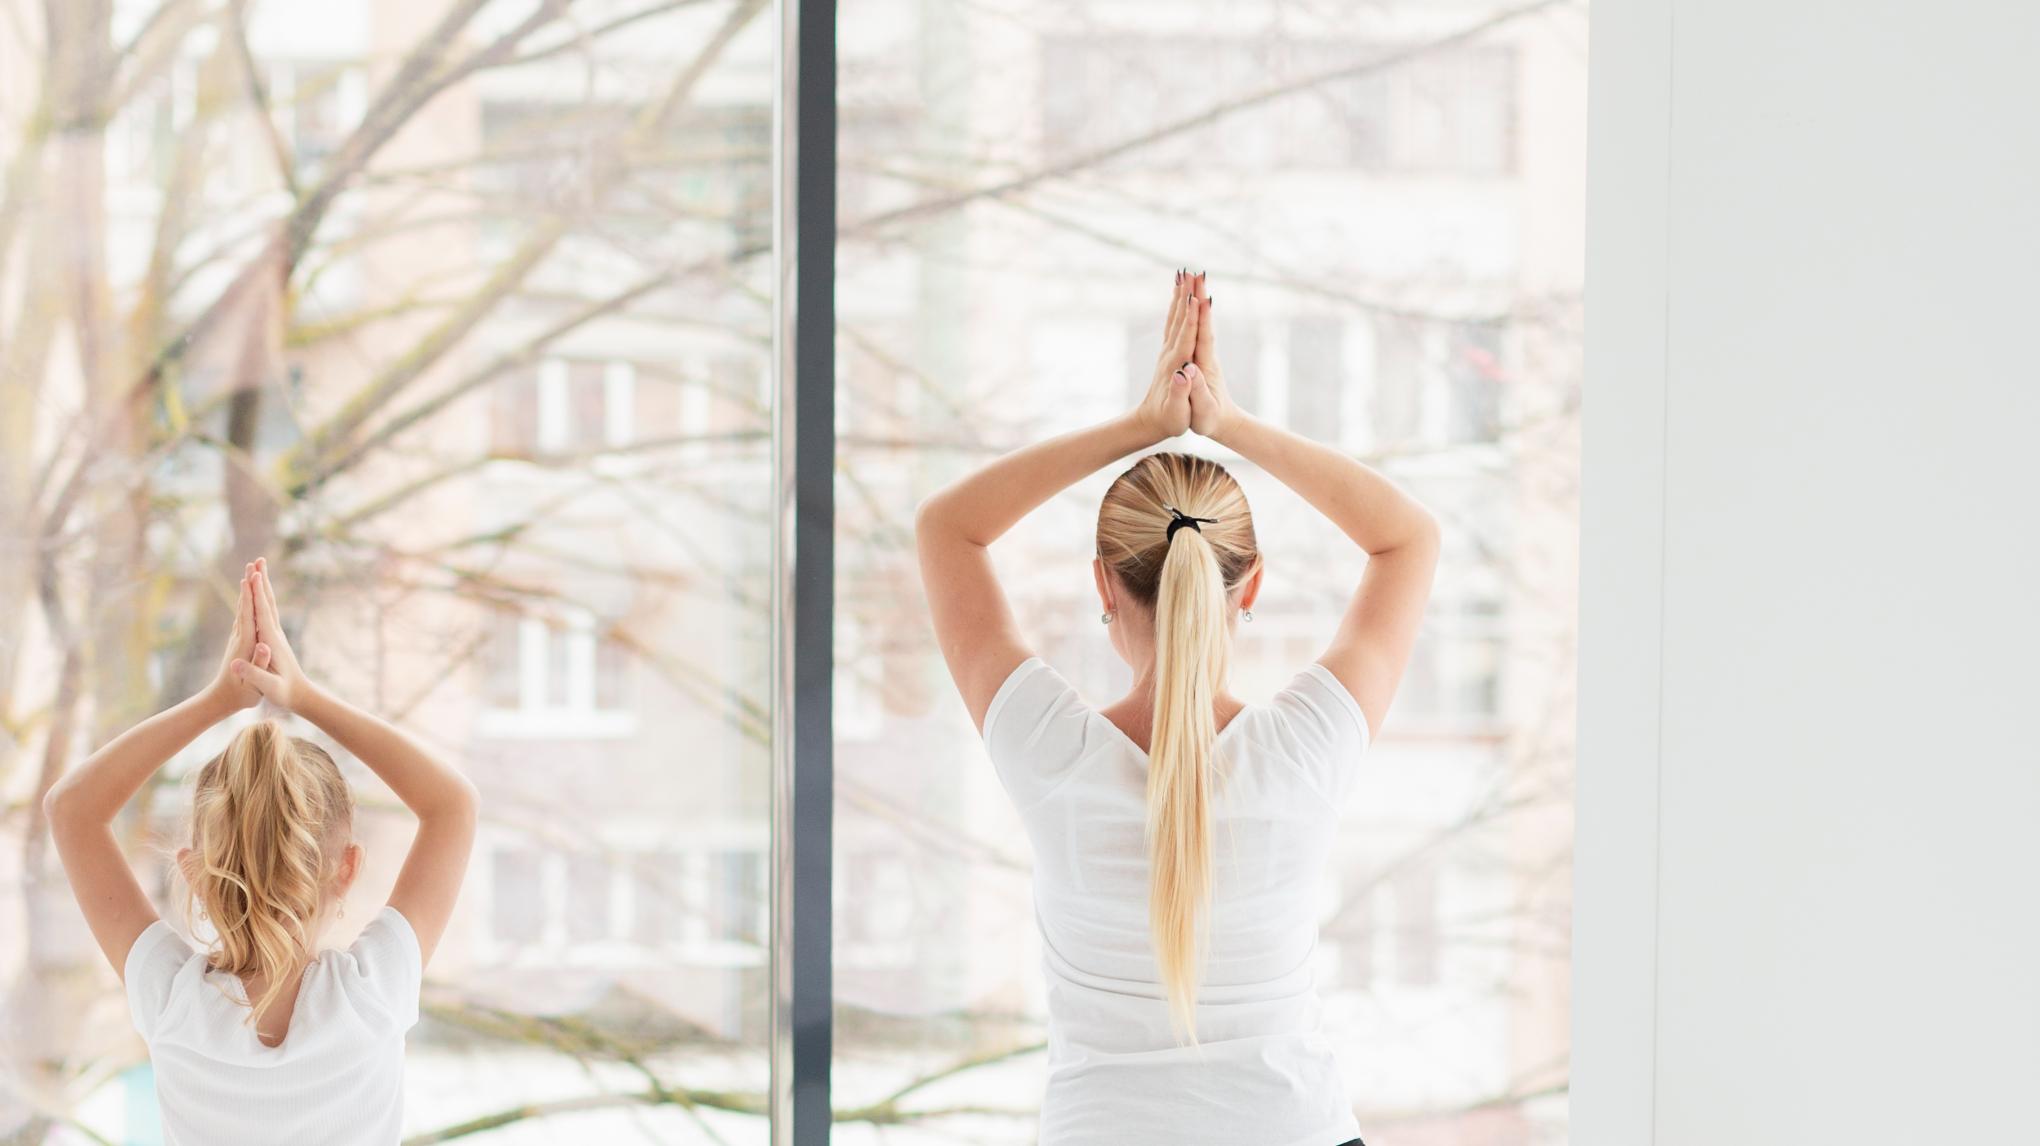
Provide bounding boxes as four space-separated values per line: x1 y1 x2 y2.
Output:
1164 505 1220 543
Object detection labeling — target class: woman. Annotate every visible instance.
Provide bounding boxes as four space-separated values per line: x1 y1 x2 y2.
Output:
44 558 477 1145
916 271 1438 1145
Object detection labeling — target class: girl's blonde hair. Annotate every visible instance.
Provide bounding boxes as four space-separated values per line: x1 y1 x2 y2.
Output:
188 720 353 1020
1096 452 1259 1038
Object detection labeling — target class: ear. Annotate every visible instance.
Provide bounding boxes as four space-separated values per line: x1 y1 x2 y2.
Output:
1091 556 1117 615
175 847 198 885
334 842 364 896
1237 560 1265 613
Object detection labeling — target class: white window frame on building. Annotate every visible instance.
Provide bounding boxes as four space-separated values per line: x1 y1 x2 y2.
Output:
479 606 637 740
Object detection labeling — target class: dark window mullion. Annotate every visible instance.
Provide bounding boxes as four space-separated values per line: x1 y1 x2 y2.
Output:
770 0 835 1142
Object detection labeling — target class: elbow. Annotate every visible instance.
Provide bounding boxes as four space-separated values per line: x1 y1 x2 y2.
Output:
422 773 480 826
1368 505 1441 560
914 489 994 552
41 779 81 828
446 774 481 822
912 494 951 553
1407 509 1443 570
1409 506 1442 551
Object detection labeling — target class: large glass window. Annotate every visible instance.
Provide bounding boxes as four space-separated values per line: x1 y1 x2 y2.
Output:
3 2 1579 1142
833 3 1582 1142
1 2 776 1141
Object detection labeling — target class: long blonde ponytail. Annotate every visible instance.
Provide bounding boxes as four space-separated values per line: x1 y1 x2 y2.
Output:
1097 453 1259 1039
189 721 353 1021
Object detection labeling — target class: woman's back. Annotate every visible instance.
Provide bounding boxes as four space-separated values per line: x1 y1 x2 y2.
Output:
126 908 421 1146
985 658 1370 1146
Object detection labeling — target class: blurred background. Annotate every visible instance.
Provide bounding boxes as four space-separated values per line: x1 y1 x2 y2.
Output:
0 0 1582 1142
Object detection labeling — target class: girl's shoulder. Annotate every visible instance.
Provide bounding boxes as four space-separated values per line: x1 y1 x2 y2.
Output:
126 920 204 1042
311 906 423 1032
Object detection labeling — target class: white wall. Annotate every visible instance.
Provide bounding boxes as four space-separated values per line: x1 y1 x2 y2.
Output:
1578 2 2040 1143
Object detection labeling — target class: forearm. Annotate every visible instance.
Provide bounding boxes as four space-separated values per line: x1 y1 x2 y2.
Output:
1216 413 1437 554
920 414 1158 548
296 685 476 821
46 691 234 825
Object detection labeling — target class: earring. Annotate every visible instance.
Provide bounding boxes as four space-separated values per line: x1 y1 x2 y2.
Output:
1241 609 1254 622
1101 611 1115 625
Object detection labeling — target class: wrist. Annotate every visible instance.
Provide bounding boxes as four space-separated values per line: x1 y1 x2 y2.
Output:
1210 409 1261 451
1114 411 1167 450
294 681 336 721
191 684 241 721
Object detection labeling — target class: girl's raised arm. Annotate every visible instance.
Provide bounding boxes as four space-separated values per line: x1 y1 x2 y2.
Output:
44 568 270 975
916 272 1202 729
1184 283 1440 735
233 560 477 968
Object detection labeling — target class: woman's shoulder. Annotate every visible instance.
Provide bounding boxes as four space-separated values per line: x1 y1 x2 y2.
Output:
1268 663 1372 743
982 658 1139 808
1231 663 1372 799
982 657 1090 738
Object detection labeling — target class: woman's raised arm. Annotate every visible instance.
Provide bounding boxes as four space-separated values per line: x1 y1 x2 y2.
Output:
1184 281 1440 735
916 272 1204 729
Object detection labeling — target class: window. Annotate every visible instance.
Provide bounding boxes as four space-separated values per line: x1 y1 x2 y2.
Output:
1043 37 1517 176
5 1 1577 1141
491 850 548 946
839 3 1580 1139
1447 321 1509 443
268 61 369 178
2 3 779 1140
709 850 766 947
479 610 635 738
494 358 637 454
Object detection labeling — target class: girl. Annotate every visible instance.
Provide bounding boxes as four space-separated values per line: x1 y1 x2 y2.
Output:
43 558 477 1145
916 272 1438 1145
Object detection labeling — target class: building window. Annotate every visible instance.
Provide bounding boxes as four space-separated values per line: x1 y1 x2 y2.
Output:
268 62 368 178
491 849 547 946
631 851 687 946
1445 322 1508 443
480 609 636 738
565 853 615 944
495 359 638 454
1043 39 1516 176
709 850 766 946
486 846 766 962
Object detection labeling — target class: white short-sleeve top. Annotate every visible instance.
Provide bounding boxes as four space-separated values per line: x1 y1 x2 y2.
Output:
984 657 1371 1146
125 906 423 1146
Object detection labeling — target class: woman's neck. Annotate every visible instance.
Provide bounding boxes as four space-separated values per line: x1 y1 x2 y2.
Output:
1103 669 1245 753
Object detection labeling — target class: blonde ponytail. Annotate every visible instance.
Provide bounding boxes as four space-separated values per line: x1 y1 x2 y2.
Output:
1149 525 1228 1035
1097 453 1259 1040
189 721 353 1021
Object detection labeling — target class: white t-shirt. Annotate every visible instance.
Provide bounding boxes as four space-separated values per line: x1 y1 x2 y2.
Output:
125 906 423 1146
984 658 1371 1146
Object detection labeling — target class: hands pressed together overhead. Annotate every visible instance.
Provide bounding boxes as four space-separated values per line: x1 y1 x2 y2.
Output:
1137 269 1243 444
210 557 314 714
